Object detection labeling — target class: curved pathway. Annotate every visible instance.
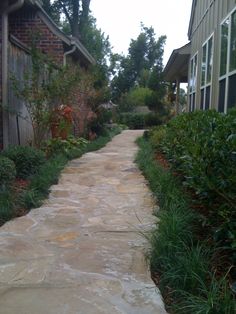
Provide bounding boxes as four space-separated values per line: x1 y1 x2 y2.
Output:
0 130 166 314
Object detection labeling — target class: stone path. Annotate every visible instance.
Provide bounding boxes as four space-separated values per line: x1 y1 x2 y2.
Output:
0 130 166 314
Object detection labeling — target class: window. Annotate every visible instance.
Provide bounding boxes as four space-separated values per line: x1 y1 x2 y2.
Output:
219 9 236 112
189 53 198 111
201 35 213 110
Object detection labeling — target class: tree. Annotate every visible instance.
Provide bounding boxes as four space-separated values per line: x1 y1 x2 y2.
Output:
42 0 91 39
111 24 166 102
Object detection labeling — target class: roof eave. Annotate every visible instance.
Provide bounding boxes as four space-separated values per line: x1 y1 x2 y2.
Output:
163 43 190 83
72 37 96 65
188 0 197 40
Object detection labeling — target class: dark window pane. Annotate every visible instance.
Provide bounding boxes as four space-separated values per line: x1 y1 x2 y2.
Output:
200 89 204 109
220 19 229 76
205 86 210 109
218 79 226 112
228 74 236 109
201 44 207 86
189 59 193 92
230 11 236 71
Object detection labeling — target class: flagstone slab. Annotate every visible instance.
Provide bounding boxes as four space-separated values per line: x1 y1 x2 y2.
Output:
0 130 166 314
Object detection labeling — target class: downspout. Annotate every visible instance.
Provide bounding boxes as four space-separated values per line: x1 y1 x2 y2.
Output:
2 0 25 148
63 42 76 66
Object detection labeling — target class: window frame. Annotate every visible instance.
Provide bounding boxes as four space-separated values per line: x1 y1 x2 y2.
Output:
189 52 198 112
219 7 236 112
200 33 214 110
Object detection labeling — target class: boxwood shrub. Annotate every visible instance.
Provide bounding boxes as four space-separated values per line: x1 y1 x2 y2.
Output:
2 146 46 179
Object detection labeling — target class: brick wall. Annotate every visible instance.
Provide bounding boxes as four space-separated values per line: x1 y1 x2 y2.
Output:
9 9 65 66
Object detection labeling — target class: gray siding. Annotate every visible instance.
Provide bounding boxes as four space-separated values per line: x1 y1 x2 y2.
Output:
188 0 236 110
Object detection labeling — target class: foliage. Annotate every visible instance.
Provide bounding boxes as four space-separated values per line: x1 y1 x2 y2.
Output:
174 272 235 314
119 87 153 111
0 189 14 223
136 136 235 314
42 136 88 158
118 112 163 129
0 126 121 225
42 0 91 39
149 110 236 234
0 157 16 188
21 153 68 209
42 1 113 87
2 146 46 179
11 41 80 147
111 24 166 103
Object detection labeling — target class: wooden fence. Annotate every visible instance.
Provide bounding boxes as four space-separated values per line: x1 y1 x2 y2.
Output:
8 40 33 146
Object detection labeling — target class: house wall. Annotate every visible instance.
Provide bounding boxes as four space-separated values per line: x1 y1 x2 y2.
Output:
9 9 65 66
188 0 236 111
8 41 34 146
0 5 93 149
2 8 67 147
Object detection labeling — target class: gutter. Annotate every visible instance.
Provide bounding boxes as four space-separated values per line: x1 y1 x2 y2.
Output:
63 42 76 66
2 0 25 148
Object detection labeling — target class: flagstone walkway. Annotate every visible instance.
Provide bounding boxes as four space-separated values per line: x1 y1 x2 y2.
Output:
0 130 166 314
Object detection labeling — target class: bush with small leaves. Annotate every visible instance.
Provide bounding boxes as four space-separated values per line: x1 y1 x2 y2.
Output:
0 157 16 188
2 146 46 179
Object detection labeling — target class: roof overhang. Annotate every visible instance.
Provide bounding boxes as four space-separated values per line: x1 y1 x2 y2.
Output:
163 42 190 83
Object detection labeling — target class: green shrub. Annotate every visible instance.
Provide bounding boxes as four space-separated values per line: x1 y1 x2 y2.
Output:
118 113 145 129
2 146 46 179
136 136 235 314
144 113 162 127
149 126 167 148
0 189 14 223
42 136 88 158
150 110 236 248
0 157 16 188
118 112 162 129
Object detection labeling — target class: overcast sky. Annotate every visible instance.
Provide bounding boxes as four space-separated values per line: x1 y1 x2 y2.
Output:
90 0 193 66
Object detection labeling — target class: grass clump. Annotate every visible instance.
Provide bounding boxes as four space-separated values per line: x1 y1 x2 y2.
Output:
0 189 15 223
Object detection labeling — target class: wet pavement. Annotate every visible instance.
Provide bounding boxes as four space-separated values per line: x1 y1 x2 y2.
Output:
0 130 166 314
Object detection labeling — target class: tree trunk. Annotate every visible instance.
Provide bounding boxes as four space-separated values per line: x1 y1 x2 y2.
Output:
79 0 90 34
71 0 80 38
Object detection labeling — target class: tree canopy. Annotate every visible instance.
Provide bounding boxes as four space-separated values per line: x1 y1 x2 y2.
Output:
42 0 90 39
110 24 166 104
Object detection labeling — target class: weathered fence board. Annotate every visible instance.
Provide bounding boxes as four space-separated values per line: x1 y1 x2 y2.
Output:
8 42 33 146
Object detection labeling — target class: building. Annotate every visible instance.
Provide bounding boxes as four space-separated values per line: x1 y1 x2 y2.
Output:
0 0 95 149
164 0 236 114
